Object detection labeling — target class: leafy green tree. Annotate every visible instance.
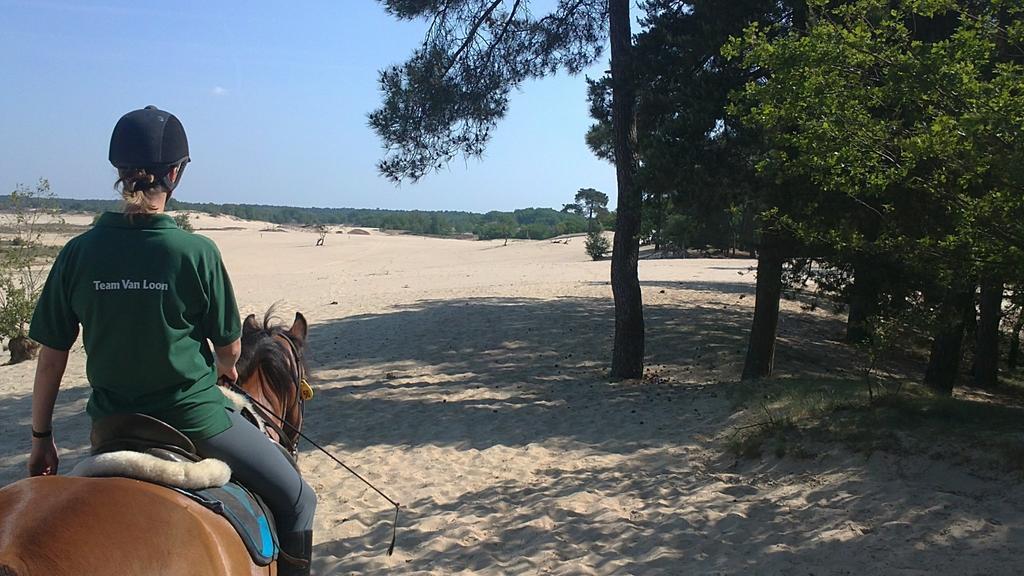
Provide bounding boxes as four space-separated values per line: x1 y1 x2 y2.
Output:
371 0 647 378
729 0 1024 393
574 188 609 232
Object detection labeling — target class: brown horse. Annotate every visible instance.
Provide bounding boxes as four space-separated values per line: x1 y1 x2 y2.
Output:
0 311 309 576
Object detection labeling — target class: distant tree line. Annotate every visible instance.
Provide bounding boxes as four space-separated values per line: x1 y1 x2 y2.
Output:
0 196 591 241
0 197 122 214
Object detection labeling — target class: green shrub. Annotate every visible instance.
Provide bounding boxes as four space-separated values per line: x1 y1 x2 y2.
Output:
174 213 194 232
0 179 61 361
584 230 610 260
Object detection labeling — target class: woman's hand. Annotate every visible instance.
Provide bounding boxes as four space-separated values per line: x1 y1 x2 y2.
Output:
214 338 241 385
28 436 59 476
217 362 239 384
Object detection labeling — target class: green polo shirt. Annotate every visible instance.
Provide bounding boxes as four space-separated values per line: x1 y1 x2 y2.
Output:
29 212 242 440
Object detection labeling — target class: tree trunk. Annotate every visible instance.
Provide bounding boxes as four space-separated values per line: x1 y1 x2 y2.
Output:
653 192 665 251
846 259 881 343
742 240 784 380
973 276 1003 389
846 219 883 344
924 285 975 395
608 0 644 379
1008 314 1023 370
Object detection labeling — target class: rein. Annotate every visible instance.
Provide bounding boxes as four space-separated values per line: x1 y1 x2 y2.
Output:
226 331 400 556
250 333 308 458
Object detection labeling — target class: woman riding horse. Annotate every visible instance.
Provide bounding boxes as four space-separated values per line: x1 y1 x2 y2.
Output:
24 106 316 575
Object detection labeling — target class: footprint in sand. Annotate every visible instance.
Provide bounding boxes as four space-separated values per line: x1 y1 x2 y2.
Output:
718 484 759 498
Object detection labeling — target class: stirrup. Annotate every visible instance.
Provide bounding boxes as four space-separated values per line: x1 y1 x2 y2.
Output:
277 530 312 576
278 551 309 569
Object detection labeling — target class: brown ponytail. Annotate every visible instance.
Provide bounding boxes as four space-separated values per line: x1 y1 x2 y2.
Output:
115 168 165 213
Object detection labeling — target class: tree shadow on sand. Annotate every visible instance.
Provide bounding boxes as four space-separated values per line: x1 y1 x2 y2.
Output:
302 296 857 453
305 297 736 452
315 449 1020 574
0 384 92 485
301 295 1023 573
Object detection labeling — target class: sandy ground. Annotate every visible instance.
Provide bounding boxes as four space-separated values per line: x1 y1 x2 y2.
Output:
1 213 1022 575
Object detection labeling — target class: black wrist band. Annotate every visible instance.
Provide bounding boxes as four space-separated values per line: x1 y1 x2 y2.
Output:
31 428 52 439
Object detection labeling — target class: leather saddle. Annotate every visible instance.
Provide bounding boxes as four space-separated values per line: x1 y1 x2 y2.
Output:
90 413 198 461
87 413 279 566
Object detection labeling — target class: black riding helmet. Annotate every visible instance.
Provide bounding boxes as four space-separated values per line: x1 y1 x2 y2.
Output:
109 105 190 193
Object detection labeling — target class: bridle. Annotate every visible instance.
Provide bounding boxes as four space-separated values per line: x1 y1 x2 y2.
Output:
229 331 310 460
275 331 312 457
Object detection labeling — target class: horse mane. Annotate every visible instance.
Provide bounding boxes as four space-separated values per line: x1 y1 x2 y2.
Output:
237 305 305 397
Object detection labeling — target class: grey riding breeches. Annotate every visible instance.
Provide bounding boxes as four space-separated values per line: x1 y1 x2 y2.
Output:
192 408 317 533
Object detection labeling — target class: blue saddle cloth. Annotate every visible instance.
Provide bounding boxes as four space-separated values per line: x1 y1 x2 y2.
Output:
170 481 278 566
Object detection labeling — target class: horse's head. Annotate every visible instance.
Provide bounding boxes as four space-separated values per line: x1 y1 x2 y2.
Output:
236 308 309 458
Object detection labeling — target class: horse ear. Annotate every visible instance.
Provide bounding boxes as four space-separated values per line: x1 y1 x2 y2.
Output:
288 312 308 343
242 314 260 336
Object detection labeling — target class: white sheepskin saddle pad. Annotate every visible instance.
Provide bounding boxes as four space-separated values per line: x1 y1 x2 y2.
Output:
69 387 263 490
71 451 231 490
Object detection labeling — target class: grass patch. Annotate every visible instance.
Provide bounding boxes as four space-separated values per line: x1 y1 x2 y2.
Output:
726 377 1024 475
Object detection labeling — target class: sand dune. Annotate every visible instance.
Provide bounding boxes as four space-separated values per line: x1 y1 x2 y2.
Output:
1 217 1022 574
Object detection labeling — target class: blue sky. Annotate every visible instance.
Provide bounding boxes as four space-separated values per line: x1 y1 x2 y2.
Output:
0 1 617 212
